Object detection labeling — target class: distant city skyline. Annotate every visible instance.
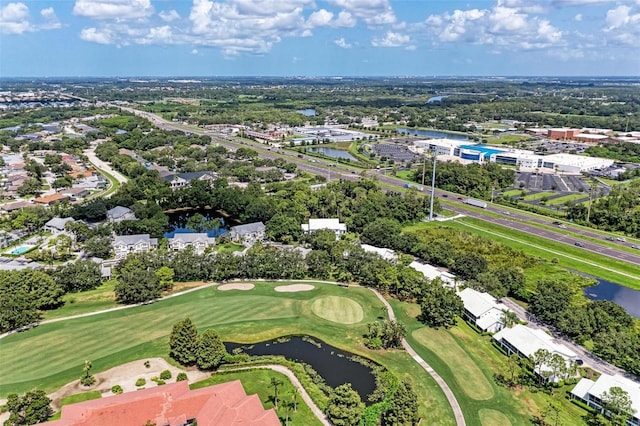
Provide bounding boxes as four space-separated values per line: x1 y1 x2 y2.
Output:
1 0 639 77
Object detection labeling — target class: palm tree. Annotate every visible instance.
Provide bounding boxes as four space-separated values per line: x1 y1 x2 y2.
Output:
270 377 283 408
501 309 518 328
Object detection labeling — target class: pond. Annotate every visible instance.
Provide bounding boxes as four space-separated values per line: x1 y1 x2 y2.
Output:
584 278 640 318
225 336 377 403
297 108 317 116
396 128 469 141
427 95 449 103
164 208 231 238
307 147 356 161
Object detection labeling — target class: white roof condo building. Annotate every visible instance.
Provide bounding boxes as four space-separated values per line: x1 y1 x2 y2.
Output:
408 260 456 287
571 373 640 426
301 218 347 238
493 324 578 382
360 244 397 261
457 288 512 333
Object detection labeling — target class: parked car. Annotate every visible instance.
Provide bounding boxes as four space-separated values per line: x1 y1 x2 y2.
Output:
616 237 626 242
605 236 615 241
632 245 640 249
574 242 585 247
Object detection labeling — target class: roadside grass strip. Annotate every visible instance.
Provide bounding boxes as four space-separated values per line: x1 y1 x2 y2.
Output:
521 191 557 201
453 218 640 285
545 193 588 206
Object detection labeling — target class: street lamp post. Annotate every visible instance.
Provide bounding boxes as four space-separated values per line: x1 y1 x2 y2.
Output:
429 150 437 221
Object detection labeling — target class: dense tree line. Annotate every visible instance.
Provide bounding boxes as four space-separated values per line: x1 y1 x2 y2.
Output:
568 181 640 237
411 160 515 199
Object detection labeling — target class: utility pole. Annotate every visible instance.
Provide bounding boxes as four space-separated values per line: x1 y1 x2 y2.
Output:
421 153 427 186
429 150 437 221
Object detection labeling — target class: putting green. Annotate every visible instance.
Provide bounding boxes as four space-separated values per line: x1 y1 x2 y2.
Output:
412 328 494 400
311 296 364 324
479 408 512 426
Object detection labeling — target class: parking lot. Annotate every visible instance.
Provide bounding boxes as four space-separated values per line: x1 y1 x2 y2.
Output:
371 143 420 163
515 171 591 192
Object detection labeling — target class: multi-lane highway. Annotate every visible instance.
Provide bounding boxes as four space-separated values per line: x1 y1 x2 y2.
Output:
121 106 640 269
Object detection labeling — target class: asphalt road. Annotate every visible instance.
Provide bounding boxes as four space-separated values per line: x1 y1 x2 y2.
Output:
122 106 640 269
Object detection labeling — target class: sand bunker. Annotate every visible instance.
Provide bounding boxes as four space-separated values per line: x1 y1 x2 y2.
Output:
274 284 315 292
218 283 255 291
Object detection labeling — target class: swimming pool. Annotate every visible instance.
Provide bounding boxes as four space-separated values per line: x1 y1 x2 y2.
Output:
8 245 32 255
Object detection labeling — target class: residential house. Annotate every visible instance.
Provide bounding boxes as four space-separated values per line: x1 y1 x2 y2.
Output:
168 233 216 254
0 256 42 271
113 234 158 259
229 222 266 244
493 324 578 382
163 171 217 190
457 287 513 333
1 200 35 213
59 187 90 200
408 260 457 288
107 206 136 223
571 373 640 426
360 244 397 261
34 193 69 206
301 218 347 238
43 217 75 234
41 380 280 426
74 175 106 190
0 230 20 248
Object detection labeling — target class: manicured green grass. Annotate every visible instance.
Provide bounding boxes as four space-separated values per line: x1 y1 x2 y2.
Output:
0 282 454 425
502 189 524 197
310 296 364 324
44 281 119 320
521 191 557 202
215 242 245 253
392 300 588 426
479 408 512 426
395 170 414 180
412 328 494 401
545 193 588 206
192 369 322 425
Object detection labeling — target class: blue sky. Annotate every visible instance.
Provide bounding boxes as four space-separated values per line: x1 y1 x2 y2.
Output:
1 0 639 77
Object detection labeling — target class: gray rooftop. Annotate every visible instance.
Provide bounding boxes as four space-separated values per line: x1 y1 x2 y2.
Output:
107 206 133 219
113 234 157 246
168 233 216 244
44 217 75 231
230 221 266 235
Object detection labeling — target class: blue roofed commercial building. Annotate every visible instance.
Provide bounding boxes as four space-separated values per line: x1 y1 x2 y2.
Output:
411 139 613 173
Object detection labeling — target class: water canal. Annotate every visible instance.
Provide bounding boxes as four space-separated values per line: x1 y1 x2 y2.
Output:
225 336 377 402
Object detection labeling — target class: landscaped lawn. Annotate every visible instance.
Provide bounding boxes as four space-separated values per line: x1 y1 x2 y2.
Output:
546 193 588 206
395 170 414 180
392 300 589 426
502 189 524 197
192 369 322 425
522 191 557 202
0 281 454 425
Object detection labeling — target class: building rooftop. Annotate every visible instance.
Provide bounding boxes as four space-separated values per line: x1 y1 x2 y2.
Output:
493 324 577 359
107 206 133 219
409 260 456 285
230 222 266 235
458 287 506 318
42 380 280 426
360 244 396 261
44 217 75 231
113 234 157 246
302 218 347 232
33 193 69 204
169 233 216 244
572 374 640 418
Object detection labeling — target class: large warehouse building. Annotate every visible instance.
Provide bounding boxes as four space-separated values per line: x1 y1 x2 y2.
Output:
411 139 613 173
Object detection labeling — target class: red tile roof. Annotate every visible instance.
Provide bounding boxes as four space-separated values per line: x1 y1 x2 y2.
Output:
41 380 280 426
33 193 69 205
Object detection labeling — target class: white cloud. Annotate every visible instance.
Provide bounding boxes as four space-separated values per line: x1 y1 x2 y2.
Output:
80 27 115 44
334 11 356 27
424 3 565 50
73 0 154 20
0 2 30 34
603 4 640 46
371 31 413 48
40 7 62 30
1 2 63 34
328 0 396 26
334 37 352 48
159 10 180 23
574 13 583 21
191 48 199 54
307 9 333 28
